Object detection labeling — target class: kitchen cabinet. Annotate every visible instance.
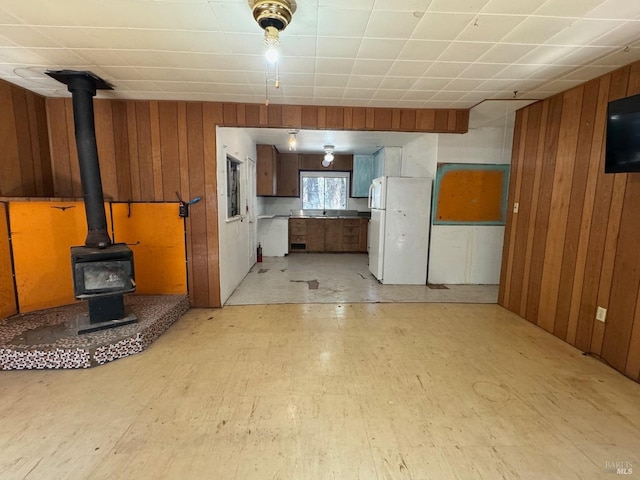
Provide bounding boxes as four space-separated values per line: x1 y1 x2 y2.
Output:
352 154 374 198
288 217 368 253
276 153 299 197
256 144 277 196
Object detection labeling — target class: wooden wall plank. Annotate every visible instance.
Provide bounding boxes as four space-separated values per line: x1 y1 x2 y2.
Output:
245 104 261 126
352 108 366 130
203 103 221 307
326 107 343 129
374 109 392 131
434 110 449 132
400 109 416 131
553 80 598 340
26 94 44 195
11 87 36 196
498 109 524 306
343 108 353 130
365 108 375 129
525 94 563 323
301 106 317 128
149 102 164 201
46 98 73 197
126 103 141 201
177 102 190 201
282 105 301 127
508 102 542 314
135 102 156 200
94 100 118 200
602 173 640 371
186 102 208 307
223 103 237 125
317 107 326 129
268 104 282 126
416 110 435 131
0 82 23 196
112 101 132 201
537 86 583 333
519 101 549 317
64 99 82 198
34 94 53 196
158 102 181 201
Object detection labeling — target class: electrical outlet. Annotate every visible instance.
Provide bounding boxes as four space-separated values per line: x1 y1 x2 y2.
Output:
513 202 519 213
596 306 607 323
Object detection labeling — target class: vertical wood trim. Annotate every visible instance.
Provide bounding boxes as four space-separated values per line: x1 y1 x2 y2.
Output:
0 83 21 196
135 102 155 200
158 102 181 201
11 87 36 196
63 99 82 198
26 95 44 195
94 101 118 200
177 102 190 200
46 98 73 197
112 101 132 201
149 102 163 201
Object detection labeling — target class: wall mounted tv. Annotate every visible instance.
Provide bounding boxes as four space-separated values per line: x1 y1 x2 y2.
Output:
605 92 640 173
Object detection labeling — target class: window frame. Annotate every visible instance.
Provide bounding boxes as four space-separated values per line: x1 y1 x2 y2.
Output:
300 171 351 211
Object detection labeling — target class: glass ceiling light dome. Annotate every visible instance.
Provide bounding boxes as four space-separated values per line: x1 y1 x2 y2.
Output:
323 145 334 167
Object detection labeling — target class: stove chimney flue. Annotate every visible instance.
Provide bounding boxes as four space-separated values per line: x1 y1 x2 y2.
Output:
46 70 114 248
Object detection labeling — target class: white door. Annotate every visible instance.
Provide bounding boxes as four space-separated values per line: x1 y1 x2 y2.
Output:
368 209 385 281
247 157 257 267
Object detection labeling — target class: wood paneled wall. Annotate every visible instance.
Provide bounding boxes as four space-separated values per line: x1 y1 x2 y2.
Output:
0 80 53 197
499 60 640 382
47 98 220 308
47 99 468 307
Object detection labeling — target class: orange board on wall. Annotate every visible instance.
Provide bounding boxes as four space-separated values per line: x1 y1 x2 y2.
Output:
111 203 186 295
10 201 87 312
433 164 510 225
0 202 17 319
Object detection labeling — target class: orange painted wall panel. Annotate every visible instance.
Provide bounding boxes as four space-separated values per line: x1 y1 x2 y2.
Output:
10 201 86 312
111 203 186 295
0 202 17 318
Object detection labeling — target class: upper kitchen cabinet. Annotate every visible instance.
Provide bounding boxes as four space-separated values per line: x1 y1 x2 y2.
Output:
373 146 402 178
352 155 374 198
277 153 299 197
257 144 277 196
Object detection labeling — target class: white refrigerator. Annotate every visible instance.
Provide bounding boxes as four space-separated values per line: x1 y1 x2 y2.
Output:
368 176 432 284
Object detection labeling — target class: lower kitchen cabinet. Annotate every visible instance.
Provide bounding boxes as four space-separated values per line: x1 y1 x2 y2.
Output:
288 218 368 253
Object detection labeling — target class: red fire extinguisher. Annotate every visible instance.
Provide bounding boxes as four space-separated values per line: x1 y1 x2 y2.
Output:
257 243 263 263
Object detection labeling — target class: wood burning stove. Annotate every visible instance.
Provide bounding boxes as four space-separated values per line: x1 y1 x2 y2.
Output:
46 69 137 334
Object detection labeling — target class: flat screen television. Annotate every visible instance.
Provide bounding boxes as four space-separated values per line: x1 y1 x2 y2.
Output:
605 92 640 173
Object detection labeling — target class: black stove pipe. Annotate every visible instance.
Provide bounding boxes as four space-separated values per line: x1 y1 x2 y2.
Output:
46 70 114 248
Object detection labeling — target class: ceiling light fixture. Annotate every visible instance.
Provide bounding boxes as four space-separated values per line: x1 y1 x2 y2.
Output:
322 145 334 167
287 129 298 151
251 0 295 105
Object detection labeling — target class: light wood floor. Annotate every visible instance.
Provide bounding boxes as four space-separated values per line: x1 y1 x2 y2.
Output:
1 303 639 479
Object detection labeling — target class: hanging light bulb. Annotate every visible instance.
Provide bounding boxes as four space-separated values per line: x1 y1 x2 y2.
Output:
264 26 280 64
323 145 335 166
287 129 298 151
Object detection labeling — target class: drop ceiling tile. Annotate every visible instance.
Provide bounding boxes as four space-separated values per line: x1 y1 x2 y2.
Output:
135 30 234 55
281 85 314 97
517 45 583 66
520 64 570 80
427 0 491 13
425 62 472 77
432 90 470 101
379 77 417 89
340 99 371 107
350 59 393 75
0 26 62 48
412 77 451 89
314 73 350 87
358 39 406 60
559 65 617 81
346 75 383 89
424 100 460 107
477 78 521 90
412 13 475 40
316 37 362 58
456 14 526 42
278 57 316 75
312 97 344 106
372 89 404 100
364 11 421 39
28 48 88 66
280 72 316 86
374 0 433 11
592 47 640 66
482 0 546 15
342 88 375 99
111 1 220 30
478 44 537 63
501 17 574 44
591 22 640 47
457 63 510 78
317 7 371 37
585 0 640 19
280 37 317 57
387 60 431 77
398 40 449 61
545 19 625 47
492 64 547 79
438 42 493 62
533 0 604 17
444 78 488 90
535 79 587 91
402 89 436 101
315 58 357 74
317 0 374 10
281 5 318 37
557 46 617 65
459 91 497 102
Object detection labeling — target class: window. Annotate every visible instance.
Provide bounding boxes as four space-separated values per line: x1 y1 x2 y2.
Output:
227 155 241 218
301 172 349 210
